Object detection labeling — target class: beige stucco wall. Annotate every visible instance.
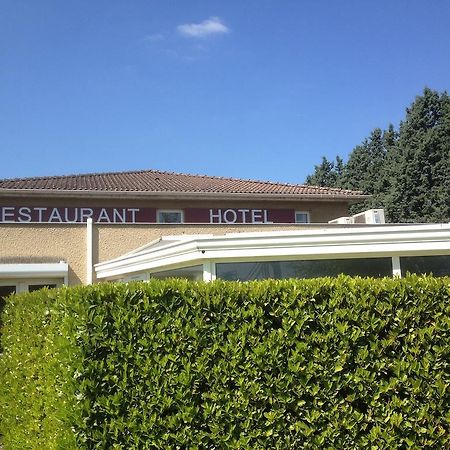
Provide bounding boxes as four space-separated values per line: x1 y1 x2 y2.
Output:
0 224 86 285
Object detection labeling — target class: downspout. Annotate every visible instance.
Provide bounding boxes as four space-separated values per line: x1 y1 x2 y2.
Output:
86 218 93 285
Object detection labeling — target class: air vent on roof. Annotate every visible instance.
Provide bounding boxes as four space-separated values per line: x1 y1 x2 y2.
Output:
328 209 386 224
328 216 353 224
352 209 385 224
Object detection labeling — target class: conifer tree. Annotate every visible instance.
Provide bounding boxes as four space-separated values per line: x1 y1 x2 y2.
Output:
305 156 340 187
339 128 386 191
388 88 450 222
305 88 450 223
337 128 389 213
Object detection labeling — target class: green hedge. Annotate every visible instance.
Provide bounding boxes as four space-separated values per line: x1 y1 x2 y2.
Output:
1 276 449 449
0 287 79 449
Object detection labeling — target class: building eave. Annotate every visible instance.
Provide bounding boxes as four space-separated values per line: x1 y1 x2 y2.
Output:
0 188 369 203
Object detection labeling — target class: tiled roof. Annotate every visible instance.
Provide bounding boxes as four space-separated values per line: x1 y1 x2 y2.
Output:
0 169 366 198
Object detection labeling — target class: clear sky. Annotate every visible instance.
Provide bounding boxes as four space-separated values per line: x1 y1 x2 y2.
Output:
1 0 449 184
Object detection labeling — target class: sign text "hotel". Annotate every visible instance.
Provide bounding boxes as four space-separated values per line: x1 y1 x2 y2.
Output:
209 209 273 224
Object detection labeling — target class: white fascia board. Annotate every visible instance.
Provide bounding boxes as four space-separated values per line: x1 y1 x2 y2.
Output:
95 224 450 280
96 238 200 268
221 224 450 242
198 225 450 253
0 262 69 279
95 240 206 279
100 236 214 266
127 234 215 258
202 241 450 261
113 225 450 265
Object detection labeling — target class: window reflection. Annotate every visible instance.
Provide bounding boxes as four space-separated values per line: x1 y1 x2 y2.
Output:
150 265 203 281
216 258 392 281
400 255 450 277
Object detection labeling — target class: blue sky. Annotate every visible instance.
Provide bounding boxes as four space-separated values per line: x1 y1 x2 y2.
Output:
1 0 449 184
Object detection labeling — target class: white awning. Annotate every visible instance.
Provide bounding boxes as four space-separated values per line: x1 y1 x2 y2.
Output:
95 224 450 281
0 262 69 279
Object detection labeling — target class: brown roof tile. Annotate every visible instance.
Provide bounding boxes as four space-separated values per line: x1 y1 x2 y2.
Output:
0 169 366 199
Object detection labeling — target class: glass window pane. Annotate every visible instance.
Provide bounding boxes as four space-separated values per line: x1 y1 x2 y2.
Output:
216 258 392 281
0 286 16 327
157 211 183 223
151 265 203 281
400 255 450 277
295 212 310 223
0 285 16 298
28 284 57 292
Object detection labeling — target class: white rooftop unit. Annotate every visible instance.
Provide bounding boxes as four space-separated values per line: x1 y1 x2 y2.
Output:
352 209 385 224
328 216 353 224
328 209 386 225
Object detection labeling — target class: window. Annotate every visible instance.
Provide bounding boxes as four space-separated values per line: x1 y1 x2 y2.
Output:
0 282 58 328
157 210 183 224
0 285 15 327
295 211 310 223
0 285 15 317
216 258 392 281
28 284 57 292
150 265 203 281
0 278 64 295
122 273 150 282
0 285 16 299
400 255 450 277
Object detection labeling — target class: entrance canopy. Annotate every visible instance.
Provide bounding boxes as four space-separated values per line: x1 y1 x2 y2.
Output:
0 262 69 295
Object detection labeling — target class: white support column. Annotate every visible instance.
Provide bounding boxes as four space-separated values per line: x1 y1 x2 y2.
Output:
61 260 69 285
86 218 93 285
392 255 401 278
202 261 216 282
16 282 28 294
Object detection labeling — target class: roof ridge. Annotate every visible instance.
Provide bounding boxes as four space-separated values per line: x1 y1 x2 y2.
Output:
0 168 329 189
0 168 365 196
0 168 167 183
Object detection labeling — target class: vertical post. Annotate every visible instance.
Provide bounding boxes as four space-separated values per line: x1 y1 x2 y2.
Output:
392 255 401 278
16 282 27 294
61 260 69 285
86 218 93 285
202 261 216 282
